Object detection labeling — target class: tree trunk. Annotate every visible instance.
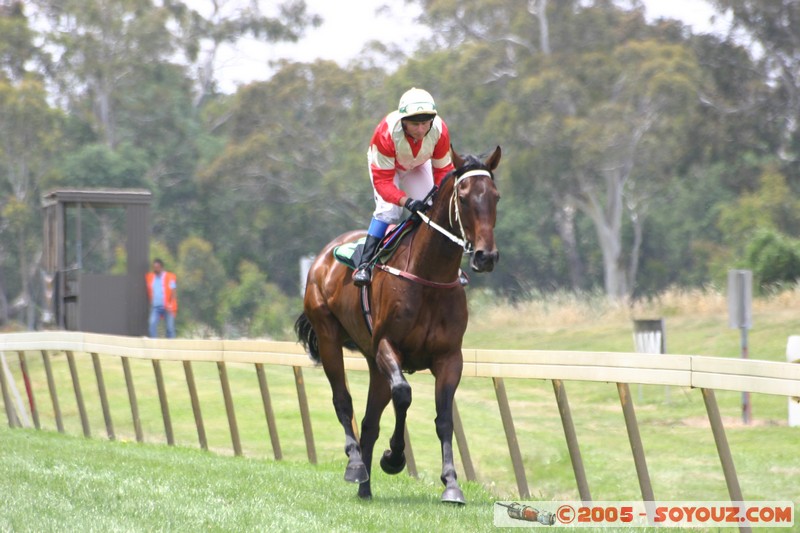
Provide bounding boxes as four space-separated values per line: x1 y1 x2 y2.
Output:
575 167 631 302
532 0 551 55
0 262 9 325
596 221 628 301
17 224 31 328
553 199 584 290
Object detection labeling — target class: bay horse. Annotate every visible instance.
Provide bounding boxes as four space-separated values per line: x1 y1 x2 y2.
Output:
295 146 501 504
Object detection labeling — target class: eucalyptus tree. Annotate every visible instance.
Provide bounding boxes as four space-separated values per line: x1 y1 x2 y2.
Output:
30 0 323 264
166 0 321 107
31 0 177 148
415 0 706 300
198 60 385 294
0 4 64 327
710 0 800 165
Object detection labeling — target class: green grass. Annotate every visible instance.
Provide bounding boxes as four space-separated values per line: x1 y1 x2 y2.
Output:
0 427 496 533
2 287 799 531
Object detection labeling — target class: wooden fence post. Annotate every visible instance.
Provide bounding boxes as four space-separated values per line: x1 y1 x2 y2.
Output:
17 351 40 429
702 388 751 533
91 353 115 440
452 399 476 481
493 377 530 498
255 363 282 460
41 351 64 433
403 423 418 478
293 366 316 464
217 361 242 456
121 356 143 442
66 351 91 437
552 379 591 503
183 361 207 451
344 372 360 442
152 360 174 445
617 382 655 515
0 354 17 428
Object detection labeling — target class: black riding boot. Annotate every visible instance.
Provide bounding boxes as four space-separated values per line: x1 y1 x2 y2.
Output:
352 234 382 287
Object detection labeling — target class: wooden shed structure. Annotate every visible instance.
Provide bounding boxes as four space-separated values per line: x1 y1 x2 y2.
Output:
41 189 152 336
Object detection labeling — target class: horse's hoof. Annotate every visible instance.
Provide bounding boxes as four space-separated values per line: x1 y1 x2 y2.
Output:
441 487 466 505
357 486 373 500
379 449 406 475
344 462 369 484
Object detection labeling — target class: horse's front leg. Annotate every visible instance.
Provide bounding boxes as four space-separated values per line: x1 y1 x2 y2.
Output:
375 338 411 476
356 361 392 499
433 352 466 504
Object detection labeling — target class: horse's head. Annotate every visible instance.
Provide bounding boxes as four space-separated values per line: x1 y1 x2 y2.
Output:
449 146 501 273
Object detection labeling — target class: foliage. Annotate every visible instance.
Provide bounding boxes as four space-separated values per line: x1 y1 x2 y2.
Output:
176 236 226 334
745 229 800 291
218 260 298 339
197 61 382 292
148 240 176 273
709 0 800 163
0 73 64 326
60 143 149 189
716 166 800 244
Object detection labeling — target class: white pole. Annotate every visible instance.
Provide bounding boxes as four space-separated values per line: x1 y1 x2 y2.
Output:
787 336 800 428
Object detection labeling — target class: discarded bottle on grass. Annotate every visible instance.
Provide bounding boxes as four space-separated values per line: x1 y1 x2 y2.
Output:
497 502 556 525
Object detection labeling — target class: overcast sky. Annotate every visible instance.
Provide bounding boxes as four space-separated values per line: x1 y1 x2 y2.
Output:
207 0 730 93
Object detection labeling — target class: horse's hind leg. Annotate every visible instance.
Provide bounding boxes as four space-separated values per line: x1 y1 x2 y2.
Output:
433 354 466 505
316 328 368 484
374 339 411 477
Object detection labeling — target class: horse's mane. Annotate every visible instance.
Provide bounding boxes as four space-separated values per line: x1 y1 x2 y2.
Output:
441 154 488 187
429 152 492 211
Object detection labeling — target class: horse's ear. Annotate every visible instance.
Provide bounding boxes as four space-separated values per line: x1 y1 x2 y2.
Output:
451 145 465 168
484 146 501 171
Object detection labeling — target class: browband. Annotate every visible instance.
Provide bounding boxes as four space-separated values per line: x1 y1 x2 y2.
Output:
454 169 492 187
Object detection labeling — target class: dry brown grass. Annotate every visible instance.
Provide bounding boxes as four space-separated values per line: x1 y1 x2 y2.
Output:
469 284 800 333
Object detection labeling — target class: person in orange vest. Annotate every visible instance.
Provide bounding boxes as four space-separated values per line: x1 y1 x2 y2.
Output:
145 258 178 338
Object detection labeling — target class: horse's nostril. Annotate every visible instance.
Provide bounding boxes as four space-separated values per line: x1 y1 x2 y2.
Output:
471 250 499 272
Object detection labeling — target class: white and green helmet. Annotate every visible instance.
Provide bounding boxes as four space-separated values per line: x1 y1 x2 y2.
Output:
397 87 437 119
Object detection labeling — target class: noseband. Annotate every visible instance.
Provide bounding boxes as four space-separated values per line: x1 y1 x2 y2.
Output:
417 168 493 255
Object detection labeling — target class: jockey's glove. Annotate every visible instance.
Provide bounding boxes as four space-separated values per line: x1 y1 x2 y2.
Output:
404 198 427 213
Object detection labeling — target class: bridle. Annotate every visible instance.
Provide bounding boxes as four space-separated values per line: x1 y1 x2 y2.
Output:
416 168 494 255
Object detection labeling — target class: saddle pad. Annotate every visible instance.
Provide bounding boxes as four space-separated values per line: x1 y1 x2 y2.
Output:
333 239 366 269
333 222 415 270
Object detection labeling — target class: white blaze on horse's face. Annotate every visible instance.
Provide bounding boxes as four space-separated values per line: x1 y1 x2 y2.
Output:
458 174 500 272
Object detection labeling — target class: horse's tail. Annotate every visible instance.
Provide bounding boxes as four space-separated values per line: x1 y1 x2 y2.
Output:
294 312 320 363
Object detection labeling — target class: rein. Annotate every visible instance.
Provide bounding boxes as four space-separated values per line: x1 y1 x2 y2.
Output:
375 263 462 289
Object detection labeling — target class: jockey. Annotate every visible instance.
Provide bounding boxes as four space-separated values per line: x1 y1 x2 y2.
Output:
352 87 456 287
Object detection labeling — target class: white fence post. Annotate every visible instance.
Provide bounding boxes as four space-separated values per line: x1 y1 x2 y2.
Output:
633 319 666 402
786 336 800 428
